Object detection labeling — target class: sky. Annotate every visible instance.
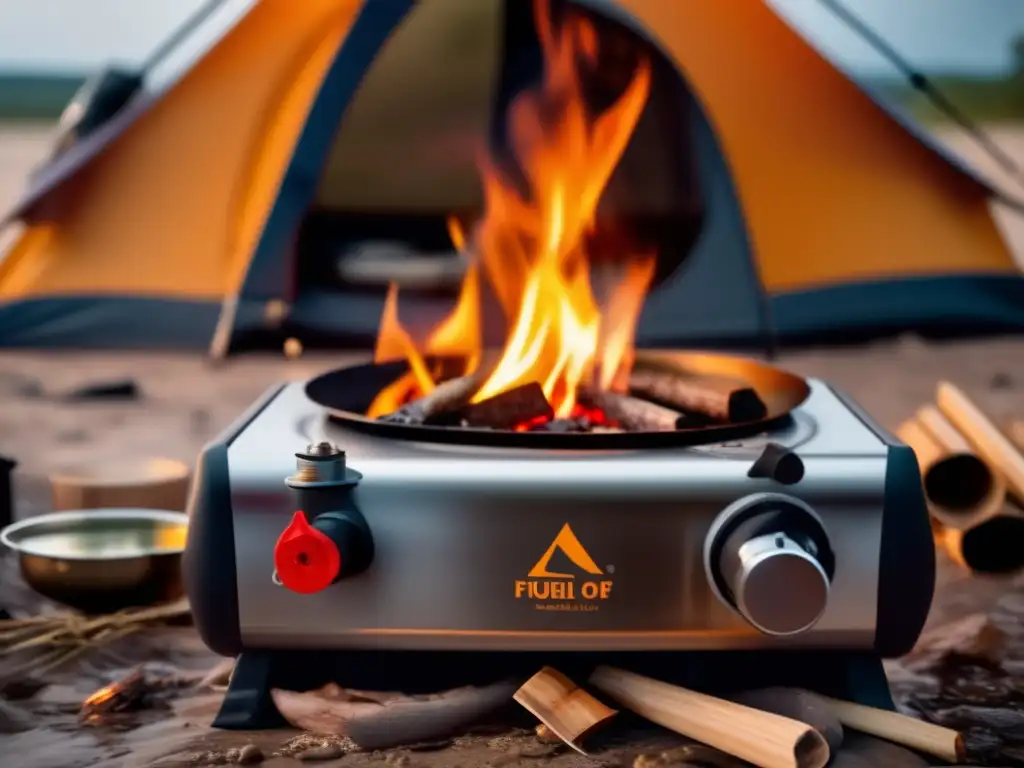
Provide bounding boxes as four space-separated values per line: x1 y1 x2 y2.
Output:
0 0 1021 76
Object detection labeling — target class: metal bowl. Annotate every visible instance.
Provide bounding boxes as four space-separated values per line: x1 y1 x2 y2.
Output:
0 508 189 614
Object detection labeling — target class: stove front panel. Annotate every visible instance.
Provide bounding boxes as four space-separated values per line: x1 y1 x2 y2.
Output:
226 383 889 652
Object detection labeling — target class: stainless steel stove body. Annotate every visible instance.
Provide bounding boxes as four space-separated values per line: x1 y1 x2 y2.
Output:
184 378 935 666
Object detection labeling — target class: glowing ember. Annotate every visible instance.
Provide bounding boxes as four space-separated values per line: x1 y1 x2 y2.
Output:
83 683 119 709
367 0 655 425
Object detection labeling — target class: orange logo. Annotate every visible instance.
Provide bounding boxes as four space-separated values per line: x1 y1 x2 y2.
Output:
515 524 613 611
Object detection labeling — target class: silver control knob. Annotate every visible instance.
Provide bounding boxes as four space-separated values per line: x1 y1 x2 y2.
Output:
705 493 834 637
723 531 830 636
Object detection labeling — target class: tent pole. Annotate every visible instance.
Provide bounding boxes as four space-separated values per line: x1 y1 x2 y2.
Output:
139 0 229 75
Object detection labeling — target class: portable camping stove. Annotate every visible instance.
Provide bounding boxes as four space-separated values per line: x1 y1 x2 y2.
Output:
183 352 935 730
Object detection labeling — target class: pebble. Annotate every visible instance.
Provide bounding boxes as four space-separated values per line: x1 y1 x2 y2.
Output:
237 744 264 764
298 742 345 761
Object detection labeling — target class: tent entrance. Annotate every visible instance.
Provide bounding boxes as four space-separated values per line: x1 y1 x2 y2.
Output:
230 0 769 354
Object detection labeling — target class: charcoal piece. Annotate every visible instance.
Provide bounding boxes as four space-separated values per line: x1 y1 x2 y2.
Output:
731 688 843 754
378 373 481 426
529 417 590 433
628 367 766 422
458 383 553 430
582 389 684 432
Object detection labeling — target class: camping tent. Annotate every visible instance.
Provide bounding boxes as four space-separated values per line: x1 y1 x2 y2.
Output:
0 0 1022 354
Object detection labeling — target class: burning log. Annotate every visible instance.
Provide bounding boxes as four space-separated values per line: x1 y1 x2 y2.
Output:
456 382 554 430
895 408 1006 527
514 667 617 754
378 372 483 426
628 366 767 423
80 669 150 719
582 389 684 432
589 666 830 768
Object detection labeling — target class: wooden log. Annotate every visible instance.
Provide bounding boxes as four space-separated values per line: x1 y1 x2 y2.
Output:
589 666 830 768
818 695 964 764
628 366 767 423
895 412 1005 528
457 382 553 430
378 372 482 426
935 511 1024 576
514 666 617 755
1009 418 1024 454
582 389 684 432
936 382 1024 504
81 669 149 717
345 680 519 750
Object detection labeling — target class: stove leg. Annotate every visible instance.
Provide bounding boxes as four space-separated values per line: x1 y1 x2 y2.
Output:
835 653 896 711
212 651 290 730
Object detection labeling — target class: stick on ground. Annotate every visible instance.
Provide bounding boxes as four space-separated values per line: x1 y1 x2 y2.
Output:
589 666 830 768
818 695 964 764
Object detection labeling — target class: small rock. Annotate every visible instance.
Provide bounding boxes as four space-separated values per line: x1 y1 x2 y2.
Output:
298 742 345 761
237 744 264 764
989 372 1014 389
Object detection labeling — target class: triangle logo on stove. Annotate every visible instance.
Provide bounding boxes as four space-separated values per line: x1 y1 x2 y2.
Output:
527 523 605 579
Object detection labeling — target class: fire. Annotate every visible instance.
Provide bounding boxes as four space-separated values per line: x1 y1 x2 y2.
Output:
367 0 655 422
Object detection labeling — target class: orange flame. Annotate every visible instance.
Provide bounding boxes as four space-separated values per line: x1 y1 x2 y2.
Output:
367 0 655 422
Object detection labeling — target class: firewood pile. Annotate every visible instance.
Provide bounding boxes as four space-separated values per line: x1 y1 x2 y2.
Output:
17 608 1022 767
896 381 1024 576
171 664 964 767
376 359 768 433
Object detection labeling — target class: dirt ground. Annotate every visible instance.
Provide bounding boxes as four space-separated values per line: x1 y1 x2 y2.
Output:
1 127 1024 765
0 339 1022 768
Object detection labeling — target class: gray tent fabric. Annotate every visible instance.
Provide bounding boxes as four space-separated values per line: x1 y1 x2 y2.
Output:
637 102 769 347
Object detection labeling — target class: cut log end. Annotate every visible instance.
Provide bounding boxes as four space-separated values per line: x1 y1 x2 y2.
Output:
794 729 831 768
629 367 767 423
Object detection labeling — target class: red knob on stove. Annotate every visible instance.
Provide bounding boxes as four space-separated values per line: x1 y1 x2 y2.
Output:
274 511 342 594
